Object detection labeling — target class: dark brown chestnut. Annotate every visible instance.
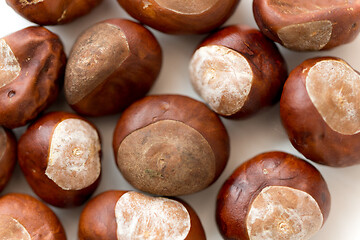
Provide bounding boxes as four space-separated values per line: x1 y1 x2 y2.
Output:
0 127 16 193
117 0 240 34
189 25 288 118
79 190 206 240
216 151 331 240
0 26 66 129
280 56 360 167
18 111 102 208
65 18 162 117
113 95 230 196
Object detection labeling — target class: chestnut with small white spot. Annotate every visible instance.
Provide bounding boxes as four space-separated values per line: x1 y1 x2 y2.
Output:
253 0 360 51
78 190 206 240
0 127 16 193
216 152 331 240
281 57 360 167
18 112 102 208
189 25 287 118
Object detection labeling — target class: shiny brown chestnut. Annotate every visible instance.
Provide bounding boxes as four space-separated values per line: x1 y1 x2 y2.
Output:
6 0 103 25
113 95 230 196
0 26 66 129
0 193 66 240
65 18 162 117
18 111 102 208
216 151 331 240
117 0 240 34
253 0 360 51
0 127 16 193
79 190 206 240
189 25 288 118
280 57 360 167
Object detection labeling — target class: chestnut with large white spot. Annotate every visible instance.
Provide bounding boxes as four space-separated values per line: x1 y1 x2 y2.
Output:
0 215 31 240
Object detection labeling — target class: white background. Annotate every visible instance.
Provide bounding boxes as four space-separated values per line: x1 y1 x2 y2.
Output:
1 1 360 239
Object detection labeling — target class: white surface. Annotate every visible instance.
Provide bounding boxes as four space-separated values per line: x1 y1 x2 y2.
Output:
1 1 360 239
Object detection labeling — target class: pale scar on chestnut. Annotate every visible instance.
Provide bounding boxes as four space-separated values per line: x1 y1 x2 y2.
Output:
0 214 31 240
0 39 21 88
153 0 219 14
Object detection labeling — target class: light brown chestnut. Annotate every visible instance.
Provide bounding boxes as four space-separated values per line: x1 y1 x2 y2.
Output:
113 95 230 196
79 190 206 240
0 127 16 193
280 57 360 167
216 151 331 240
6 0 103 25
0 193 66 239
65 18 162 117
117 0 240 34
253 0 360 51
0 26 66 129
18 111 102 207
189 25 288 118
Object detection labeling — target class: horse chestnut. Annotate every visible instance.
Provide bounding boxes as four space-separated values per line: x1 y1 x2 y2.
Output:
0 127 16 193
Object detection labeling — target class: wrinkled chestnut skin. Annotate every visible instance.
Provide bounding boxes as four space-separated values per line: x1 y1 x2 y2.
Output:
18 112 101 208
0 127 16 193
79 190 206 240
280 57 360 167
0 27 66 129
216 151 331 240
195 25 288 118
65 19 162 117
0 193 66 240
117 0 240 34
6 0 103 25
253 0 360 51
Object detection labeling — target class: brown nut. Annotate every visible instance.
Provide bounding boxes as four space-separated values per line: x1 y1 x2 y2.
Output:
189 25 288 118
216 151 331 240
253 0 360 51
79 190 206 240
65 18 162 117
6 0 103 25
0 127 16 193
18 111 102 207
0 193 66 240
280 57 360 167
0 26 66 129
117 0 240 34
113 95 230 196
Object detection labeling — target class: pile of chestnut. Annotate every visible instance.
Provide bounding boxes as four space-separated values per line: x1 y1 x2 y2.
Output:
0 0 359 239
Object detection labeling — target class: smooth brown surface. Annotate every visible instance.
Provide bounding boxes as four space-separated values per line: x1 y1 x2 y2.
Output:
117 0 240 34
6 0 103 25
17 111 101 208
0 127 16 193
280 57 360 167
216 151 331 240
0 26 66 129
0 193 66 240
65 19 162 116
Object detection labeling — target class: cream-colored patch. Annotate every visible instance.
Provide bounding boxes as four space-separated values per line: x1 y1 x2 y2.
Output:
247 186 323 240
0 214 31 240
117 120 216 196
0 127 6 160
115 192 191 240
189 45 253 116
306 59 360 135
278 21 332 51
0 39 21 88
46 118 101 190
154 0 218 14
19 0 44 6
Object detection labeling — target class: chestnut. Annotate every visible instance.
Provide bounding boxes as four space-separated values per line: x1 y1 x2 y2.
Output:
0 193 66 239
6 0 103 25
280 57 360 167
79 190 206 240
65 18 162 117
253 0 360 51
116 0 240 34
189 25 288 118
18 111 102 207
113 95 229 196
216 151 331 240
0 26 66 129
0 127 16 193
